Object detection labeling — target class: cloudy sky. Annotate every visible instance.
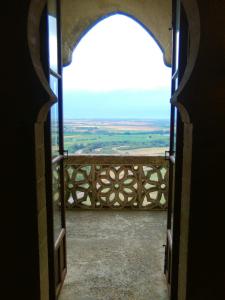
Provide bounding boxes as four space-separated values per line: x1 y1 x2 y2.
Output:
62 14 171 119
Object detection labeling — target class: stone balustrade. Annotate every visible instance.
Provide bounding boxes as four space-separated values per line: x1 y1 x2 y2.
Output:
64 155 169 210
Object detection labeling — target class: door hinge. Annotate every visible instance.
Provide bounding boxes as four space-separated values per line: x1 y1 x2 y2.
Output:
165 150 170 160
63 150 68 159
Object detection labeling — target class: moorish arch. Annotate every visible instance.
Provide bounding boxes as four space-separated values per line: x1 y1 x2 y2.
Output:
28 0 201 123
27 1 200 300
61 0 172 66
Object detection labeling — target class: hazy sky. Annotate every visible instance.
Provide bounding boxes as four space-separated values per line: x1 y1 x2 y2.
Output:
62 14 171 119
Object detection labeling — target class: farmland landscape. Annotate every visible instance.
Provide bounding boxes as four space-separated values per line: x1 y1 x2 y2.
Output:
64 119 170 156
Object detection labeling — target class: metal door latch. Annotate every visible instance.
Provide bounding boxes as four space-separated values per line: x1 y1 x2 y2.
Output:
63 150 68 159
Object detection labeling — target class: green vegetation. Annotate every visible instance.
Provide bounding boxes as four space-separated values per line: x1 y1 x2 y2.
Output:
64 119 170 155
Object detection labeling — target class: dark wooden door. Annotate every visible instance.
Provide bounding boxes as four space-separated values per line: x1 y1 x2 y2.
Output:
47 0 67 298
164 0 189 298
164 0 180 293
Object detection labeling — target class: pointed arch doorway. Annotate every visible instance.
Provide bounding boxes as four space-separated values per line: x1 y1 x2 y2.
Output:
60 11 171 300
36 0 192 298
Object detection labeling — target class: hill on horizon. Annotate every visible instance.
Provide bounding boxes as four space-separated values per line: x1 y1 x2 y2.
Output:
63 89 171 120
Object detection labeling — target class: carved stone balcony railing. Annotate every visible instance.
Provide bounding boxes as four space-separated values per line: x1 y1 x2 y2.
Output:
64 155 169 210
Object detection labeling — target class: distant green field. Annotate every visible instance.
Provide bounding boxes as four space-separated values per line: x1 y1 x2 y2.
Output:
64 119 170 155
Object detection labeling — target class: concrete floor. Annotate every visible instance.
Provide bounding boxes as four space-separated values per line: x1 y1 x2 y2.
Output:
59 210 168 300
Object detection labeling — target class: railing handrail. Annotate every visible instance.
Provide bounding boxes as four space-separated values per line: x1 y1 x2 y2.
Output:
65 155 168 166
62 155 169 210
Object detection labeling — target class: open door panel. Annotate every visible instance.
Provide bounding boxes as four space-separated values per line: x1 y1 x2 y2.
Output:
46 0 67 298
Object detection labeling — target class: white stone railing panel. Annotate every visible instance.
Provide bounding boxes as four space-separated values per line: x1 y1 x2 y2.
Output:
64 155 169 210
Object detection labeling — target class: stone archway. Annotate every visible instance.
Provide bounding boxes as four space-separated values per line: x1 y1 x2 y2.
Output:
27 1 201 299
61 0 172 66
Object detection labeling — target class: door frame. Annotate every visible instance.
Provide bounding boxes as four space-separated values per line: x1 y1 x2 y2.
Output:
44 0 67 298
28 0 200 299
165 0 190 299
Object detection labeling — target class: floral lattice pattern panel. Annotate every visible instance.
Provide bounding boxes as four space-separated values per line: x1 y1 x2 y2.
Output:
64 156 169 210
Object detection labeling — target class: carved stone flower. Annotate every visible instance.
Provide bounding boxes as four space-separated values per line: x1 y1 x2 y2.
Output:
96 165 138 208
64 165 92 208
141 165 168 209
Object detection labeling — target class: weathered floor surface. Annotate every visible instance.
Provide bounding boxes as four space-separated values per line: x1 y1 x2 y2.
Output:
59 210 168 300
